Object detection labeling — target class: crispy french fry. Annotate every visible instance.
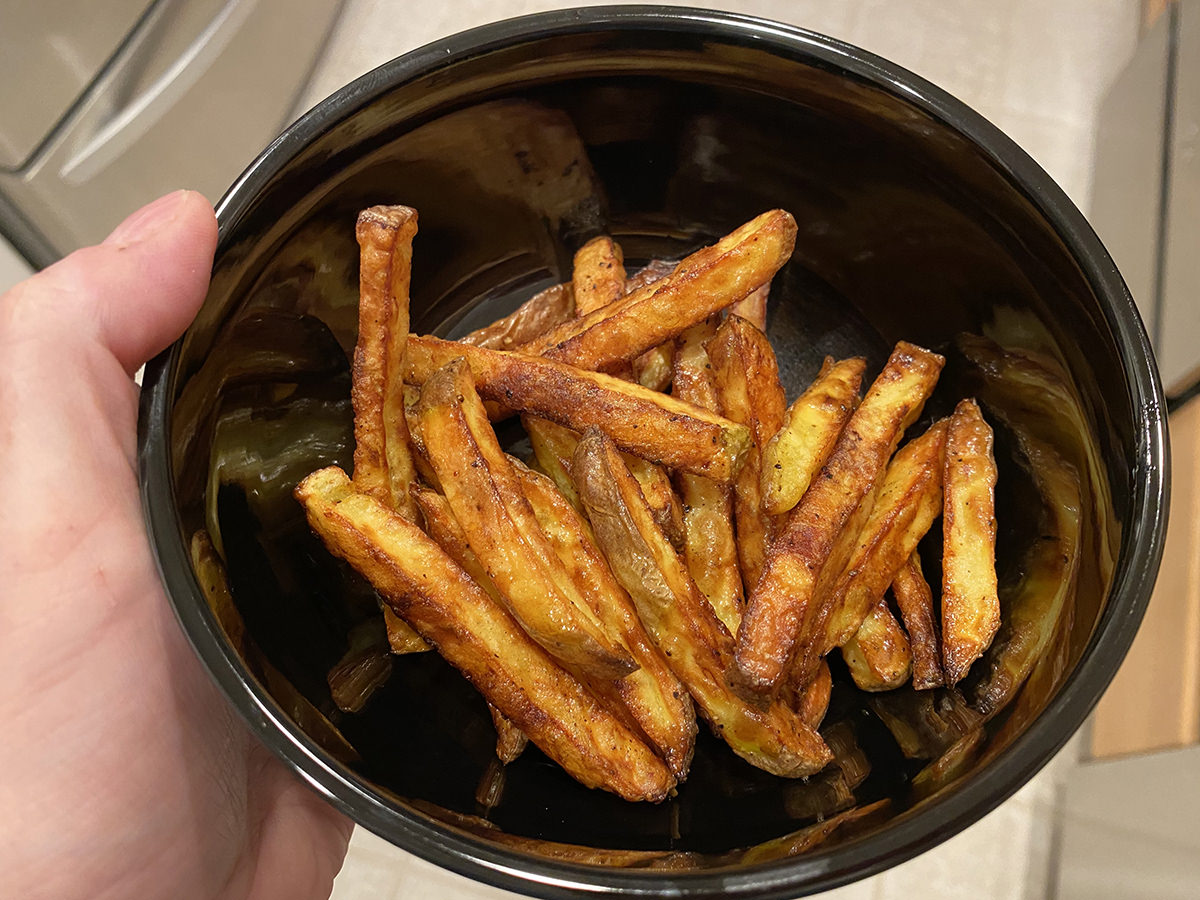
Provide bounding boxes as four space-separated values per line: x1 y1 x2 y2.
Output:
797 659 832 730
524 414 583 508
414 360 636 679
671 319 744 633
489 705 530 764
729 282 770 332
573 236 626 316
941 398 999 685
517 210 797 371
512 460 697 778
736 342 944 693
633 345 674 392
573 429 832 778
708 314 788 592
842 599 913 691
461 282 575 350
761 357 867 517
892 553 944 690
404 337 752 480
351 205 421 520
797 418 948 680
382 605 429 654
295 467 673 801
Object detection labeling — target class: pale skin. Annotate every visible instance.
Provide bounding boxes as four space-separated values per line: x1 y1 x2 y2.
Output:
0 191 352 900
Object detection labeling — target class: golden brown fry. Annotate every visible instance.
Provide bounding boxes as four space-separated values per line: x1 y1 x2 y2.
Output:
382 605 429 654
736 342 944 694
892 553 944 690
942 398 1000 685
762 357 867 517
623 455 686 549
512 460 697 778
351 205 421 520
800 418 948 679
632 345 674 392
797 659 832 730
671 319 744 633
461 282 575 350
842 598 913 692
708 314 788 592
729 282 770 332
404 336 752 480
489 705 529 764
572 236 626 316
414 360 636 679
295 467 673 801
518 210 797 371
573 429 832 778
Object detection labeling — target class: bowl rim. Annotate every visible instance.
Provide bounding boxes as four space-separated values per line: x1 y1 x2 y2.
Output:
138 5 1170 898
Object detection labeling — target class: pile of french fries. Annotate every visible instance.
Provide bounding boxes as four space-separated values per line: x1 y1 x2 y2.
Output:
295 204 1000 802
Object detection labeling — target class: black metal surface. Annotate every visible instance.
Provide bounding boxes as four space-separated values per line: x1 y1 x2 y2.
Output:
138 6 1168 898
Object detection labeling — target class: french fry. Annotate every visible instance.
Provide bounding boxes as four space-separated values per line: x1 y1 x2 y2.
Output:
517 210 797 371
573 429 832 778
708 314 788 592
524 414 583 508
490 705 529 764
761 357 867 517
461 282 575 350
351 205 421 520
797 418 948 680
512 460 697 778
892 553 945 690
941 398 1000 685
404 336 752 480
729 282 770 332
414 360 636 679
572 236 626 316
842 599 913 692
295 467 674 801
671 319 744 633
382 606 429 654
736 342 944 694
797 659 832 730
632 345 674 392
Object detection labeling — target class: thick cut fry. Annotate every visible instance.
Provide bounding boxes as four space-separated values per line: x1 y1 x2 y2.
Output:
762 357 867 517
513 461 697 778
525 414 584 509
351 205 420 520
843 599 913 691
729 283 770 332
573 429 832 778
709 314 788 592
461 282 574 350
941 398 999 685
892 553 944 690
414 361 636 679
517 210 797 371
404 337 752 480
671 319 744 633
382 605 429 654
573 236 626 316
633 345 674 392
799 418 948 679
295 467 673 801
736 342 945 693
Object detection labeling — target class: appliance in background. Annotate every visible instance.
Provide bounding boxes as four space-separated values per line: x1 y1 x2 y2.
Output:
0 0 343 268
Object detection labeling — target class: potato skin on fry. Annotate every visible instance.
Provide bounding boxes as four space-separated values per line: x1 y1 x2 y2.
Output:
519 210 797 371
942 398 1000 685
572 236 626 317
461 282 574 350
892 553 945 690
573 429 832 778
352 205 421 519
762 357 866 518
295 467 674 802
414 360 636 679
405 336 752 481
735 342 945 694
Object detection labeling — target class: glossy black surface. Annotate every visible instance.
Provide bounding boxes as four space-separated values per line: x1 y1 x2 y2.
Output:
138 7 1168 898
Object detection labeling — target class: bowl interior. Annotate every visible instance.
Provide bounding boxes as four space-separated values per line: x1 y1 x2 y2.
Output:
146 10 1159 896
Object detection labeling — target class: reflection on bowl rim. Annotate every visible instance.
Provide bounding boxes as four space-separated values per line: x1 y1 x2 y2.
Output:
137 6 1168 898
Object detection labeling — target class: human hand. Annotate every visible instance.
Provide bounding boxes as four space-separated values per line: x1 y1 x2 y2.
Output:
0 192 352 900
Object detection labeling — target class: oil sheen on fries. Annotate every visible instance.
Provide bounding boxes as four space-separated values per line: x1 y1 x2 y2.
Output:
573 429 832 778
295 467 673 801
941 398 1000 686
736 341 945 694
843 599 914 692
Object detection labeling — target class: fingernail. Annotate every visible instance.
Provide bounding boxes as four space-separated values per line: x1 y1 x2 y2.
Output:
104 190 190 246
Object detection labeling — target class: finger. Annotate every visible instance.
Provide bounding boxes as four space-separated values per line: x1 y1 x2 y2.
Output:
13 190 218 376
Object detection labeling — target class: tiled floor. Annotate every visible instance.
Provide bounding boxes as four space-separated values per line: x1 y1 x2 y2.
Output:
305 1 1144 897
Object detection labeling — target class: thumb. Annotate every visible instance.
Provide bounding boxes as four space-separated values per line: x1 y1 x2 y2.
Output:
13 190 218 376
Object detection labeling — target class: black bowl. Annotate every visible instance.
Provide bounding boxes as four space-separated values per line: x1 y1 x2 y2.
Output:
138 6 1168 897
